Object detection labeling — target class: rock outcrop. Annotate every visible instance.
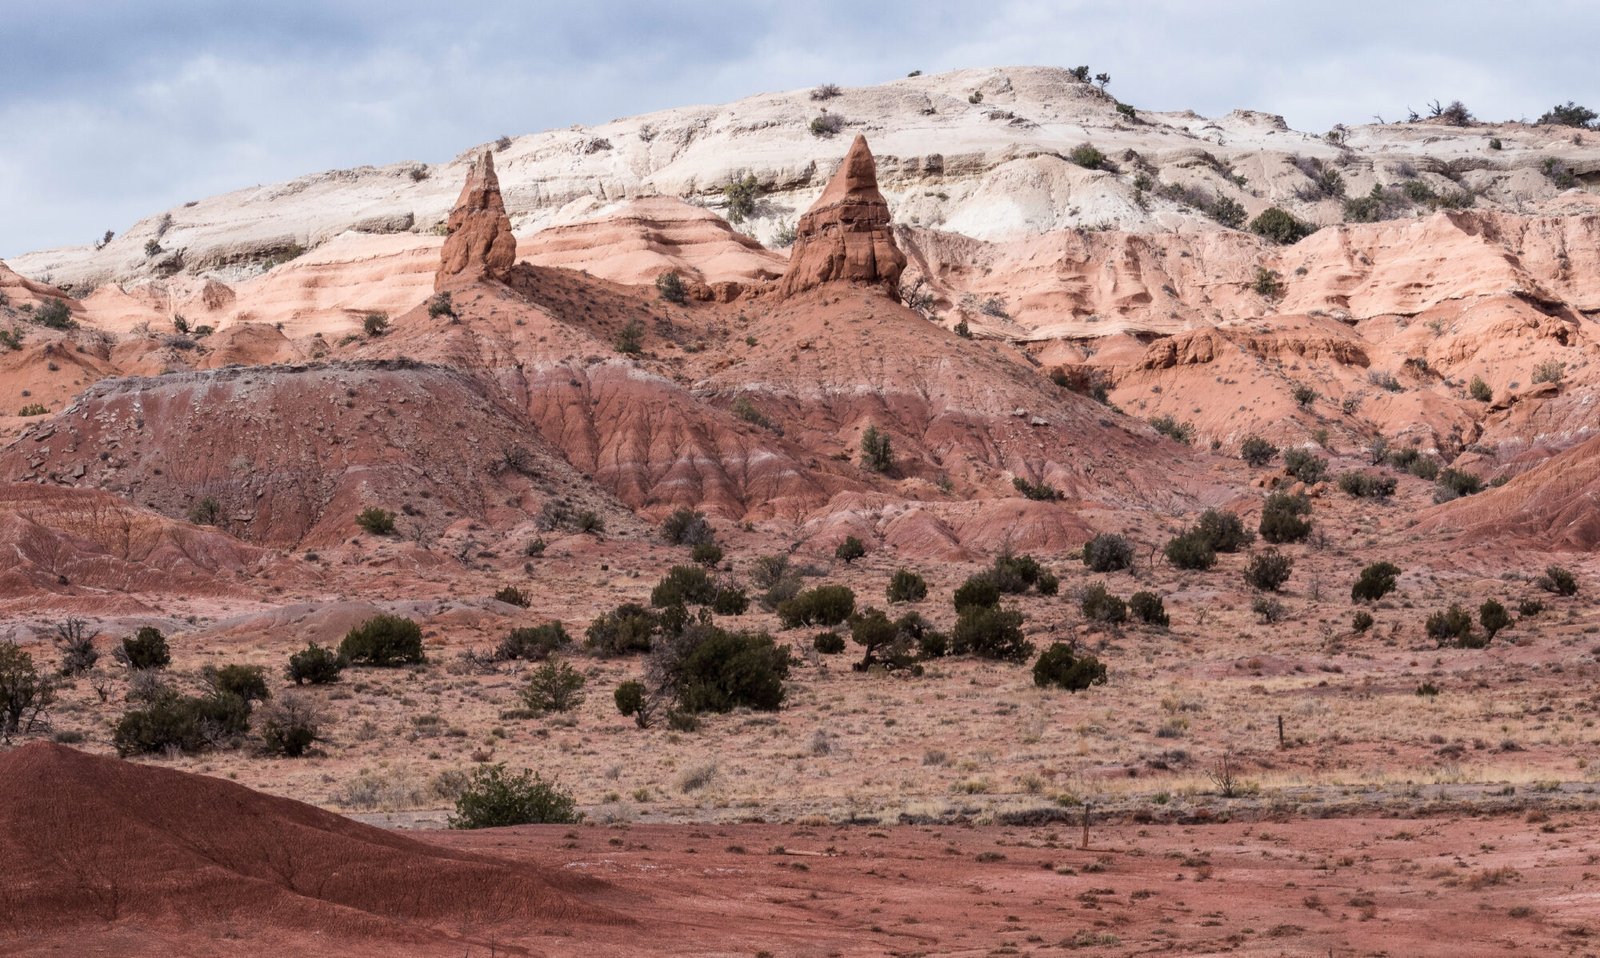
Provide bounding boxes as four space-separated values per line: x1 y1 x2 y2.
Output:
437 150 517 288
778 135 906 298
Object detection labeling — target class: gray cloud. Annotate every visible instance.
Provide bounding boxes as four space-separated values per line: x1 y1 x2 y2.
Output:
4 0 1595 256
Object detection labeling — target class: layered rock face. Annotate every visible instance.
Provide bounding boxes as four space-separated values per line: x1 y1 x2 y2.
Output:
778 135 907 298
437 150 517 288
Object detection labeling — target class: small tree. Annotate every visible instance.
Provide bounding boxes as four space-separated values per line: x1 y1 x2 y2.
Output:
952 573 1001 612
614 680 657 728
257 694 325 757
1079 583 1127 625
656 271 687 305
1249 207 1314 244
722 174 762 223
287 643 345 684
1082 533 1134 572
615 319 646 354
1195 509 1254 552
426 291 456 319
950 606 1032 662
1244 549 1293 592
1479 599 1511 640
1032 642 1107 692
1351 562 1401 603
205 664 270 706
859 426 893 473
1469 376 1493 402
835 536 866 564
660 508 715 546
1426 604 1482 648
886 569 928 604
0 642 54 743
52 618 100 676
339 614 425 666
586 604 658 656
650 565 718 607
362 312 389 337
1282 448 1327 485
493 585 531 607
520 660 587 715
777 585 856 628
1165 531 1216 571
496 623 570 662
1352 610 1374 633
116 627 171 671
449 764 580 829
691 541 724 567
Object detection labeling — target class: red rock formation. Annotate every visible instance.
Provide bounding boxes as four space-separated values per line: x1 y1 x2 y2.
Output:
778 135 906 297
437 151 517 289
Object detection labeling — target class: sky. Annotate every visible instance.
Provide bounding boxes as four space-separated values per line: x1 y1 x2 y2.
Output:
2 0 1596 257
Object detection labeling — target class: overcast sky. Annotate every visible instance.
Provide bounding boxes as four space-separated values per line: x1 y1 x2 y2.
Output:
3 0 1595 257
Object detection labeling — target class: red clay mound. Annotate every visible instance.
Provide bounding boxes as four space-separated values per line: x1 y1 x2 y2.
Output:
0 744 621 956
0 483 262 614
1417 433 1600 551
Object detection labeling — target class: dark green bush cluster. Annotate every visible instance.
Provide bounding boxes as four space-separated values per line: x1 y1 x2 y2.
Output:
1082 533 1134 572
1337 471 1397 499
1426 604 1486 648
355 507 396 536
660 508 715 546
1167 508 1253 570
812 631 846 654
339 614 425 666
1537 566 1578 597
651 565 719 607
1079 582 1126 625
1351 562 1401 603
886 569 928 604
1259 492 1312 544
520 660 586 714
1282 448 1327 485
1249 207 1314 244
1432 467 1483 503
835 536 867 563
1129 591 1169 627
586 603 661 656
950 606 1031 662
777 585 856 628
1032 642 1107 692
496 622 570 661
287 643 345 684
115 627 171 670
204 664 269 705
658 623 792 714
493 585 531 607
656 271 688 304
1149 415 1195 445
1164 530 1215 571
859 426 894 473
850 608 945 671
113 688 251 756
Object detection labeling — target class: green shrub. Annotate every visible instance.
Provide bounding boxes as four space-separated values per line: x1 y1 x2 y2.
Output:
1079 583 1126 625
112 691 249 756
1337 471 1397 499
426 291 456 319
1539 101 1599 128
1240 435 1278 467
835 536 866 563
51 618 99 677
205 664 269 706
886 569 928 604
496 623 570 662
615 319 646 354
809 114 846 137
1243 549 1293 592
777 585 855 628
1249 207 1314 244
1259 492 1312 543
355 507 396 536
1351 562 1401 603
1352 610 1374 633
493 585 531 607
655 272 687 305
1012 476 1063 501
1426 604 1483 648
257 694 324 757
1479 599 1511 640
950 606 1032 662
812 631 845 654
1469 376 1492 402
722 174 761 223
849 608 922 672
116 627 171 671
1032 642 1107 692
187 497 221 525
34 299 75 330
859 426 893 473
586 603 657 656
1433 468 1483 502
1129 591 1169 627
1165 531 1216 571
691 542 724 566
711 587 749 616
651 565 717 607
1518 598 1544 617
1149 415 1195 445
1254 267 1285 298
1537 566 1578 597
1069 143 1106 170
1252 595 1286 623
990 554 1045 594
449 764 579 828
362 312 389 337
1282 448 1327 484
1082 533 1133 572
614 681 654 728
520 660 586 714
18 403 48 417
1195 509 1254 552
666 627 791 713
287 643 345 684
952 573 1001 612
339 614 424 666
660 508 714 546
